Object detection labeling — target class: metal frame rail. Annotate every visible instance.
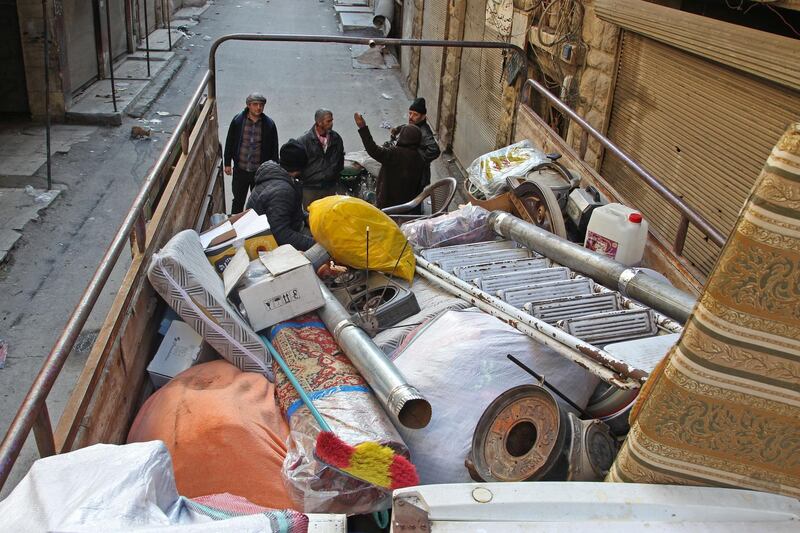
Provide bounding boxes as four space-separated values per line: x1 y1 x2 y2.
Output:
0 35 528 492
523 78 727 253
0 70 211 491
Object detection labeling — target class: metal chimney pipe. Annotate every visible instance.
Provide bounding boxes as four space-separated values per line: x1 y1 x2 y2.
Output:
316 283 432 430
488 211 697 324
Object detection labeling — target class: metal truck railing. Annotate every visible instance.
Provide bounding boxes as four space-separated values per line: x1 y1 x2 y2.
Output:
523 78 727 253
0 35 528 493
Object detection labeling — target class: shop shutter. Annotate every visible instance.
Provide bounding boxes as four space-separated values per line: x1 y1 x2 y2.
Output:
417 0 448 130
64 0 99 93
600 31 800 276
452 0 507 167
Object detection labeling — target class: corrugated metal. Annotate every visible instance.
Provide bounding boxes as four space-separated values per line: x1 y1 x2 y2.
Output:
418 0 448 130
601 31 800 276
452 0 507 166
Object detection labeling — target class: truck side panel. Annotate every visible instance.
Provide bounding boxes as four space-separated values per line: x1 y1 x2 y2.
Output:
54 98 224 452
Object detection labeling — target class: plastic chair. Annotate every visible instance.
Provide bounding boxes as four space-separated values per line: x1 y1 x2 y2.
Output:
381 177 457 223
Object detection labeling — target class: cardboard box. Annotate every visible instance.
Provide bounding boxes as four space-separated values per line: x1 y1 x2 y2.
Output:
237 245 325 332
200 209 279 274
147 320 217 388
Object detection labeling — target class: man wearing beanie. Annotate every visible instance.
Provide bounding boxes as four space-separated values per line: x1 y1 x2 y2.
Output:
223 92 279 213
392 97 441 189
245 139 315 251
354 112 426 210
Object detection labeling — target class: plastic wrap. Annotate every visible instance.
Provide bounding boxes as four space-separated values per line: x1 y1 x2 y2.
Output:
283 392 404 514
401 204 496 250
391 309 599 485
269 314 409 515
467 140 548 198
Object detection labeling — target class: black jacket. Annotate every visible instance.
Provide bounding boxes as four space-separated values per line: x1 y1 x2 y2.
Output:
298 125 345 189
396 120 440 188
358 125 426 209
245 161 315 251
224 109 279 170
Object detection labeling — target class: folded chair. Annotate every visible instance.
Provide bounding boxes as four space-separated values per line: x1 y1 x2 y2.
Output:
382 177 457 224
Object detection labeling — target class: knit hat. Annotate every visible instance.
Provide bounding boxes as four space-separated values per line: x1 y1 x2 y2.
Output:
396 124 422 148
279 139 308 172
409 97 427 115
246 92 267 105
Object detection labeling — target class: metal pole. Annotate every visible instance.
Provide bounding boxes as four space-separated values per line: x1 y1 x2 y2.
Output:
42 0 52 190
208 34 529 100
0 71 211 490
414 259 642 389
316 283 432 430
165 0 171 51
523 78 726 248
489 211 698 324
104 0 117 112
143 0 151 77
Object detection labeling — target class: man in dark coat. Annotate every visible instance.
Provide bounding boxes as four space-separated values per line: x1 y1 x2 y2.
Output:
354 112 426 210
391 97 441 189
245 140 315 251
223 92 279 214
298 108 345 209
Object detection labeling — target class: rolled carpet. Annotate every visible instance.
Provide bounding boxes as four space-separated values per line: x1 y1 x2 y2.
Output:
269 313 411 515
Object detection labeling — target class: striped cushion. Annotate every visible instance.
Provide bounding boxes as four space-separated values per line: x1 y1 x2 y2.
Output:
607 123 800 497
147 229 274 380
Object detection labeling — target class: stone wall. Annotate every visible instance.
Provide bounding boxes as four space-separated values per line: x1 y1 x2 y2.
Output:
564 0 620 169
16 0 66 119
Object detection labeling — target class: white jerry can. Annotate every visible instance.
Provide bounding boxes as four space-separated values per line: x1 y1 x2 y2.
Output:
583 203 649 266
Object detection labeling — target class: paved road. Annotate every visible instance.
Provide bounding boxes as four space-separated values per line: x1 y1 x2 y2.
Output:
0 0 434 496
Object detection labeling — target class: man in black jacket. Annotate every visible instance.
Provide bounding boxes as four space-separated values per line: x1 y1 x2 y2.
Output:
391 97 441 189
298 109 345 209
223 92 279 214
245 140 315 252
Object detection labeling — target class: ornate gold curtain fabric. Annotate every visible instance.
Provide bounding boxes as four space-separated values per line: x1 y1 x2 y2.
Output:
608 123 800 498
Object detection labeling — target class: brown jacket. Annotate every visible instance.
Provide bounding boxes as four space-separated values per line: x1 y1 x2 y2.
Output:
358 125 426 209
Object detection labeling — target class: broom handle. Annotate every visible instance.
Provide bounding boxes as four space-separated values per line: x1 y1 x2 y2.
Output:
259 334 332 432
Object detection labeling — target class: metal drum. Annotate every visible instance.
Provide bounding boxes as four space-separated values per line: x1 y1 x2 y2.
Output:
565 413 618 481
469 384 569 482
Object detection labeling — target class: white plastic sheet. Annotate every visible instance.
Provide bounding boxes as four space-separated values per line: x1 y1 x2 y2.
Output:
392 310 599 485
0 441 323 532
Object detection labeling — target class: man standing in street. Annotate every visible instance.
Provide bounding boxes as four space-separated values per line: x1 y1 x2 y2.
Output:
223 92 279 214
392 97 441 189
245 140 315 252
298 109 344 209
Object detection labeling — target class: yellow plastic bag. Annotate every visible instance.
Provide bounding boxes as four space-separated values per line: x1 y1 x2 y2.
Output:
308 196 415 282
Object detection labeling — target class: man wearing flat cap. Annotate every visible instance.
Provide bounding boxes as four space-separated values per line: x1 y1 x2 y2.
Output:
391 97 441 190
223 92 279 213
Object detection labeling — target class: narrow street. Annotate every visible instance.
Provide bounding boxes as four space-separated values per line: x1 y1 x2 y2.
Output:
0 0 438 496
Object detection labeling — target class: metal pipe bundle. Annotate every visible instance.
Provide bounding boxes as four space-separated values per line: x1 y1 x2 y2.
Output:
316 284 432 430
489 211 697 324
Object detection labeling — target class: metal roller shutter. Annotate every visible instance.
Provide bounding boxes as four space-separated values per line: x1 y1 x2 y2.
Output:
418 0 448 130
600 31 800 276
64 0 99 93
452 0 507 167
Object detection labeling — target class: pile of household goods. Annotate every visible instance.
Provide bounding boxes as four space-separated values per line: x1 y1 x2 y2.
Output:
2 193 683 529
464 140 650 267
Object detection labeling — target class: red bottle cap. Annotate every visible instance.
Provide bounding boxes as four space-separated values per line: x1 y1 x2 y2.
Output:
629 213 643 223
